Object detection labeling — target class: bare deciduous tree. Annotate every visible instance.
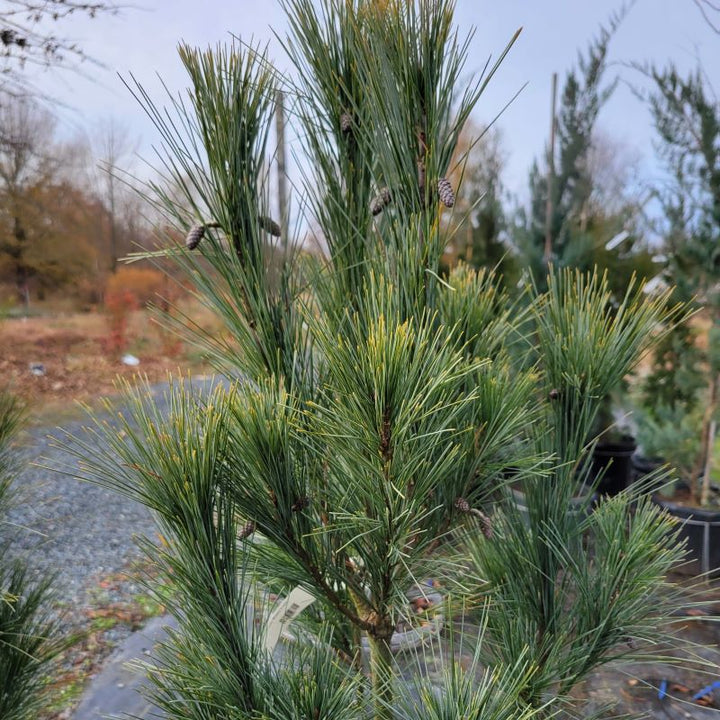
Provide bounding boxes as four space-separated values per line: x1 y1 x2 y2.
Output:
0 1 121 97
0 97 58 303
94 117 138 273
691 0 720 33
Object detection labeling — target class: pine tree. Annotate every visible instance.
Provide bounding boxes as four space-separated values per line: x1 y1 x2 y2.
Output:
515 26 614 276
63 2 691 719
514 13 654 297
645 64 720 505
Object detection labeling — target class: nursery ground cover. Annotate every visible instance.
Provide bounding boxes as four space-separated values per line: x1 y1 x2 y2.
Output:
62 571 720 720
4 405 171 719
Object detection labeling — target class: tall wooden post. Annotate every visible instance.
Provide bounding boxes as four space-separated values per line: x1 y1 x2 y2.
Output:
276 90 288 252
544 72 558 265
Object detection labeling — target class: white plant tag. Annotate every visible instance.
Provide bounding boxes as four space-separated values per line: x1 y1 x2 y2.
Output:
263 587 316 652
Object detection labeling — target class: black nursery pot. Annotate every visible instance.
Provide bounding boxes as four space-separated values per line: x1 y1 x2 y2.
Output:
652 497 720 577
630 454 667 494
631 454 664 482
591 438 637 496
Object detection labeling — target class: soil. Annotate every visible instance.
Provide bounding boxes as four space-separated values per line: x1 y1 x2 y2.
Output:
662 485 720 511
0 310 207 421
579 574 720 719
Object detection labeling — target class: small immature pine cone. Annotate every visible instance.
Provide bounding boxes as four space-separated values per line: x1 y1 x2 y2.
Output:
548 388 560 400
455 497 493 539
471 508 493 540
454 497 471 514
291 496 311 512
437 177 455 208
258 215 282 238
340 112 352 135
185 224 206 250
185 221 220 250
238 520 256 540
370 187 392 216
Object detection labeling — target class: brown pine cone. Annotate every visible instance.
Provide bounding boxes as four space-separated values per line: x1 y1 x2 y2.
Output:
238 520 256 540
340 112 352 134
471 508 493 539
258 215 282 237
454 497 471 513
185 224 206 250
437 177 455 208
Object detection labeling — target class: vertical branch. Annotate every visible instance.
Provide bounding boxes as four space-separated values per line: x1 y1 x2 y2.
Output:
696 372 719 505
365 633 394 720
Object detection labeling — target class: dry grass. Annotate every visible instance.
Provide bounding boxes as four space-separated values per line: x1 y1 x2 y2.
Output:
0 299 220 425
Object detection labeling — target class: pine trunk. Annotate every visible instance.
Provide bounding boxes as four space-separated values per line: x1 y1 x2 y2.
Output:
366 630 395 720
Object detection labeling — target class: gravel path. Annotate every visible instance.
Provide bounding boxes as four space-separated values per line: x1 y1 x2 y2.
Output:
6 406 162 607
2 390 170 719
2 379 222 718
6 377 222 605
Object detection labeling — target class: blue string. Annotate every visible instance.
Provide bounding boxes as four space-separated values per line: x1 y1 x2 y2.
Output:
691 680 720 701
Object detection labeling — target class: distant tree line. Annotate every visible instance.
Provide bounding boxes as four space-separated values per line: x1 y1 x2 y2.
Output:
0 4 716 316
0 98 157 308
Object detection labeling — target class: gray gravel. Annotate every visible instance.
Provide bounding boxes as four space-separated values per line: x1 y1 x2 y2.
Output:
4 379 229 607
5 409 160 606
5 377 228 606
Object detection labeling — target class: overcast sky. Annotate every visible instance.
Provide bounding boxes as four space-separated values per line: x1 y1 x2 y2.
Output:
24 0 720 199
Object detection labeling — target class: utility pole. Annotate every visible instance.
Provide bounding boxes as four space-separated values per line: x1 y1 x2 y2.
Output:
276 90 288 253
544 72 558 265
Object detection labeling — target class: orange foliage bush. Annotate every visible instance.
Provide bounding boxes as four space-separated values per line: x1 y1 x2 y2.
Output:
104 289 138 357
105 266 166 307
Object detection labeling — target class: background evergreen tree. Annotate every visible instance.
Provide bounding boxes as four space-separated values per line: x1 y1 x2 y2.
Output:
641 63 720 504
514 14 655 297
516 26 614 275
